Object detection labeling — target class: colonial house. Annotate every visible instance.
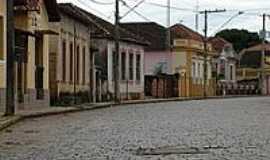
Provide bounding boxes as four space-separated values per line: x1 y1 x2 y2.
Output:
237 43 270 95
171 24 216 97
0 0 60 111
0 0 7 110
209 37 237 84
72 4 147 101
122 22 216 98
49 3 96 105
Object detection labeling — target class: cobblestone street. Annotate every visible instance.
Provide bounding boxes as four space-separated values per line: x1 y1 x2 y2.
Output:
1 97 270 160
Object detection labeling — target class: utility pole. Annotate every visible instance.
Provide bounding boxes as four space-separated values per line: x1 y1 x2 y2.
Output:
200 9 226 98
114 0 120 103
5 0 15 116
73 23 77 104
261 14 268 95
166 0 171 50
195 0 199 32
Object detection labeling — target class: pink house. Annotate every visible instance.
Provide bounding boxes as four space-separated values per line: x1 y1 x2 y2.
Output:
122 22 172 75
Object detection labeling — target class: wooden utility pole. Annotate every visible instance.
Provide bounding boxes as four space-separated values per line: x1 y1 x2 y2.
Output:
5 0 15 116
114 0 120 102
200 9 226 98
166 0 171 50
260 14 268 95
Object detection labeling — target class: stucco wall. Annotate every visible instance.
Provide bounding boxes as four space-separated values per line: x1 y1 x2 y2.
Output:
0 0 6 89
49 13 91 97
107 41 145 95
144 51 172 75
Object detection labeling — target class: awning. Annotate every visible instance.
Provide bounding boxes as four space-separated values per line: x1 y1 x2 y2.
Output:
35 29 59 35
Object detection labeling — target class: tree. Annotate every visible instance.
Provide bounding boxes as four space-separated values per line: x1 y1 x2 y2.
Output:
216 29 262 53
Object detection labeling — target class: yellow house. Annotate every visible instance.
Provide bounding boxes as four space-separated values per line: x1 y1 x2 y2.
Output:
0 0 7 111
170 24 216 97
0 0 60 111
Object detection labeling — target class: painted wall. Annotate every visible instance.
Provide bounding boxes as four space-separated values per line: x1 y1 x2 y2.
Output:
49 13 91 97
0 0 6 110
0 0 6 87
107 41 145 98
144 51 172 75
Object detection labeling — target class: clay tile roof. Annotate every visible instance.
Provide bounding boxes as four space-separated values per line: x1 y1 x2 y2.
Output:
121 22 167 51
60 4 148 46
170 24 204 42
14 0 60 22
208 37 232 53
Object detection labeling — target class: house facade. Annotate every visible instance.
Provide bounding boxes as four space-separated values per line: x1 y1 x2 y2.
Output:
237 44 270 95
49 3 95 105
122 22 216 98
0 0 60 111
209 37 237 85
74 5 147 101
0 0 7 110
171 24 216 97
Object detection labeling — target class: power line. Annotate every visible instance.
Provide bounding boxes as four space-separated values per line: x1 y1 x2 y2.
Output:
120 0 152 21
77 0 113 20
86 0 114 5
145 2 195 12
121 0 145 19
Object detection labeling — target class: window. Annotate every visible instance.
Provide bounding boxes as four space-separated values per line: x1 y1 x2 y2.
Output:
0 16 3 60
69 43 73 82
192 62 196 77
76 45 80 84
230 65 233 80
62 40 66 82
129 54 134 80
82 46 86 85
121 52 126 80
112 51 116 80
136 54 141 81
198 63 201 78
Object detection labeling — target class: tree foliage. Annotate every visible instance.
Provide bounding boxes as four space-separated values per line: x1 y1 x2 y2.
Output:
215 29 262 53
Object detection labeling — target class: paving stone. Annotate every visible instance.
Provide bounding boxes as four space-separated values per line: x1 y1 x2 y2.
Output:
0 97 270 159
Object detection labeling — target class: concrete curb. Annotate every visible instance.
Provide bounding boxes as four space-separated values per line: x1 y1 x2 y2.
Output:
0 95 266 131
0 116 22 131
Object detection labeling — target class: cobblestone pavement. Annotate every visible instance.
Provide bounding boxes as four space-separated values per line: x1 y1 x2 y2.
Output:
1 97 270 160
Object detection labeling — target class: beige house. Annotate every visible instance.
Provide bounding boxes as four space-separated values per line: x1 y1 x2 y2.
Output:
49 3 96 105
0 0 7 110
0 0 60 111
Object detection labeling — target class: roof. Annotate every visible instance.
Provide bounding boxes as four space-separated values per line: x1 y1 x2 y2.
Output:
208 37 232 53
62 4 148 46
14 0 60 22
121 23 205 52
240 43 270 68
121 22 167 51
169 24 204 42
58 3 95 26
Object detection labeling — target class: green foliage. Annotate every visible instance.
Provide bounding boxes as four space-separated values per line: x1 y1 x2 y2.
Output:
216 29 262 53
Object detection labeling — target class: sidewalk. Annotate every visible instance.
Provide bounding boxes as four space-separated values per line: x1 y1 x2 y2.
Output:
0 95 264 131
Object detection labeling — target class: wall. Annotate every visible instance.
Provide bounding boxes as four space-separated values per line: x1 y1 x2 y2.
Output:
107 41 145 99
144 51 171 75
0 0 6 110
49 13 92 103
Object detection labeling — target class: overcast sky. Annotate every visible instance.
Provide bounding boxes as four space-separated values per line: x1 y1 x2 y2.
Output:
57 0 270 36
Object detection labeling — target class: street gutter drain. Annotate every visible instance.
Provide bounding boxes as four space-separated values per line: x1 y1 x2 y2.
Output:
135 146 210 156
